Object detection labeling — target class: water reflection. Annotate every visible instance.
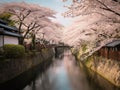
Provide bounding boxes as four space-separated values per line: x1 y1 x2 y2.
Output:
23 51 72 90
23 50 120 90
0 50 120 90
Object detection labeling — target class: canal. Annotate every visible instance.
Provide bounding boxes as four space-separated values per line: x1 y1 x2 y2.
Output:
0 50 120 90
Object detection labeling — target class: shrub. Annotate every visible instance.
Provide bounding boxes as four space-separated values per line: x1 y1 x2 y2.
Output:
3 44 25 58
0 47 4 55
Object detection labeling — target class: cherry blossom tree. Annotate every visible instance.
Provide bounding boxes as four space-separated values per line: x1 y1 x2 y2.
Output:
62 0 120 59
0 2 61 44
62 0 120 17
62 0 120 45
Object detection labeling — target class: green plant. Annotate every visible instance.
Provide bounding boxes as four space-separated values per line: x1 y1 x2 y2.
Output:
0 47 4 55
82 44 87 52
0 12 16 26
3 44 25 58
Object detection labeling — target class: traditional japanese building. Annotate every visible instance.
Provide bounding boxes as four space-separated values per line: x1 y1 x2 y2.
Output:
97 40 120 61
0 19 21 47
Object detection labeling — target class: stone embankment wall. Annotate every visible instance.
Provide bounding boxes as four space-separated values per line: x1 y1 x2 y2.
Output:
85 55 120 87
72 47 120 87
0 48 54 84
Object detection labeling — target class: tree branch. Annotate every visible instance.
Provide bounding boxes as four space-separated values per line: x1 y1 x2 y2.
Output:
96 0 120 16
101 7 120 16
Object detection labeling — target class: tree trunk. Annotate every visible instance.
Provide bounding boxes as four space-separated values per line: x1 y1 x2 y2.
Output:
19 37 24 45
32 34 36 50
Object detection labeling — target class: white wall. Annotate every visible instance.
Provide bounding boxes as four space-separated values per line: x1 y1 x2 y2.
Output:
4 36 18 45
0 35 3 47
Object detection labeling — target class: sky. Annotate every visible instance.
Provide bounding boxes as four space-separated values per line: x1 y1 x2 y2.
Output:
0 0 73 26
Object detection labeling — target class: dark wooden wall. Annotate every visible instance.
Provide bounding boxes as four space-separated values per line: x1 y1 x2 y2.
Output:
97 45 120 61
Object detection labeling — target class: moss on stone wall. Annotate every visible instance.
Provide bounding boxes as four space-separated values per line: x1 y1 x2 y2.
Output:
0 48 54 84
85 55 120 87
74 49 120 87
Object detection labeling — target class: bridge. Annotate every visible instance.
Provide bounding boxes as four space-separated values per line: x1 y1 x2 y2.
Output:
49 44 71 48
55 45 71 48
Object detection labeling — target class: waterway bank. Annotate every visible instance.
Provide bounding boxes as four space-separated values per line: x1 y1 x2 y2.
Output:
85 55 120 87
0 49 120 90
0 48 54 84
73 48 120 87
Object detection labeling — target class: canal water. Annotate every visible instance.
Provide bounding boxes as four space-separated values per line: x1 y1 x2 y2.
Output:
0 50 120 90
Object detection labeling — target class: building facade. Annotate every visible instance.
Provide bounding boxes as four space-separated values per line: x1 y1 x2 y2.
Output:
97 40 120 61
0 19 21 47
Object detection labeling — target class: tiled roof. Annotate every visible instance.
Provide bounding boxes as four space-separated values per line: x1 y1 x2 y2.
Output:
0 19 7 25
0 20 21 37
4 30 22 37
105 40 120 47
0 28 21 37
0 23 18 32
0 31 22 37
